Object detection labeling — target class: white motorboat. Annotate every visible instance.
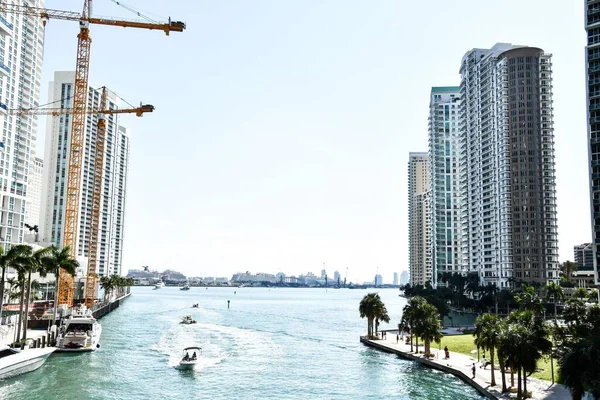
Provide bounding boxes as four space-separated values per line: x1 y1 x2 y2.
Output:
56 307 102 352
180 285 190 291
180 315 197 325
0 345 56 380
178 346 201 369
154 282 165 289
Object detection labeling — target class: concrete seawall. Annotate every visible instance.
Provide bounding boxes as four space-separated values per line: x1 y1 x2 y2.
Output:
92 292 131 320
360 336 498 399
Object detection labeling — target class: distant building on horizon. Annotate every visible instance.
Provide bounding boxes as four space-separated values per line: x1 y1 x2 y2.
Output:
585 4 600 285
574 243 594 272
374 274 382 286
429 86 462 287
393 272 398 285
408 152 432 286
333 270 341 285
459 43 559 288
400 271 409 285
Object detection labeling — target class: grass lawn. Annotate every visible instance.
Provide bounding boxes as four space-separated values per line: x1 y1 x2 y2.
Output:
438 334 556 382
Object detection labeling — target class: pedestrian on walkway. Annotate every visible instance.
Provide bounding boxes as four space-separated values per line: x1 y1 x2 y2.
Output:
444 346 449 359
396 334 399 343
471 363 476 379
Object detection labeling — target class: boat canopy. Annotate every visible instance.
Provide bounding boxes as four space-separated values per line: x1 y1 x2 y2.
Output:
183 346 201 351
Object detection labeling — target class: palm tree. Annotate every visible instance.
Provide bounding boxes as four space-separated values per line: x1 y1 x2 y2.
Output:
588 289 599 304
19 247 51 341
544 281 564 318
560 261 578 284
0 244 33 325
414 303 442 356
359 293 385 338
42 246 78 324
559 335 600 400
401 296 428 353
100 275 116 303
514 284 543 315
373 297 390 336
474 313 501 386
11 248 31 344
573 287 588 301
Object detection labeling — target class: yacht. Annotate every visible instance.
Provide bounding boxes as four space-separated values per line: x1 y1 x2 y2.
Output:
154 282 165 289
178 346 201 370
0 345 56 380
56 307 102 352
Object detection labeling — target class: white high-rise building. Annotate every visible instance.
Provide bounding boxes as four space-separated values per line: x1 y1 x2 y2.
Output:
25 157 43 228
393 272 398 286
428 87 462 287
40 71 131 276
459 43 559 288
408 152 432 285
0 3 45 248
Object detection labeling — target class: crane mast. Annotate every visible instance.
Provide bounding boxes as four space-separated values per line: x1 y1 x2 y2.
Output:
84 86 107 307
59 0 92 307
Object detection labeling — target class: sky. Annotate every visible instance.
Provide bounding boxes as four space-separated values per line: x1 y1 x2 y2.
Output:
38 0 588 284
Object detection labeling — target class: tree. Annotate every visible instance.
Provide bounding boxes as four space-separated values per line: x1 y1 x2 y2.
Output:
42 246 78 323
414 302 442 356
0 244 33 325
19 247 51 341
560 261 578 284
474 313 501 386
359 293 387 338
588 289 599 304
560 335 600 400
544 281 564 318
401 296 428 353
514 284 543 315
573 287 588 301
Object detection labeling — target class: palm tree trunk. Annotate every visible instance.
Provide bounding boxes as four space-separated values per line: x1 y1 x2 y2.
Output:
499 356 507 393
415 336 419 354
523 367 527 399
15 281 25 343
21 272 32 341
53 270 60 327
490 346 496 386
410 324 414 352
517 367 522 399
0 266 6 325
511 367 514 388
553 301 557 318
424 339 430 356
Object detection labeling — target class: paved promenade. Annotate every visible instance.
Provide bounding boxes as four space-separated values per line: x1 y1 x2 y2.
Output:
361 333 572 400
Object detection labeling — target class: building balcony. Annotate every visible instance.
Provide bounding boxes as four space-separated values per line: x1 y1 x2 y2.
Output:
0 16 12 36
0 62 9 78
0 102 6 115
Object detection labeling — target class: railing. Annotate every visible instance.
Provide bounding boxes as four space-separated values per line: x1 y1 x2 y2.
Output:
0 16 13 30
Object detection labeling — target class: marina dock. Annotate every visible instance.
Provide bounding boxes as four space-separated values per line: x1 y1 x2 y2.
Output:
360 332 571 400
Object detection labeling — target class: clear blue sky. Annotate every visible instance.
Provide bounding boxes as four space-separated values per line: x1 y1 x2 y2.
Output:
40 0 588 283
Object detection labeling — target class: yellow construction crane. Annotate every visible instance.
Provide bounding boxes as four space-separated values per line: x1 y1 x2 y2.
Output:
8 102 155 117
0 1 185 308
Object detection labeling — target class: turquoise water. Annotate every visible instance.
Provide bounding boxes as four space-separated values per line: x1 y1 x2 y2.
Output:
0 287 484 399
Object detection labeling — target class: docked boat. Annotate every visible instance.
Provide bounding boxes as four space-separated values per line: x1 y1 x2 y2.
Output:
178 346 201 369
56 307 102 352
180 285 190 291
0 345 56 380
180 315 197 325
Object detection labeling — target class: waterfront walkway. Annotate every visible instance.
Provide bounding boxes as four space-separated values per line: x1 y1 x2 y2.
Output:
361 333 571 400
0 325 48 347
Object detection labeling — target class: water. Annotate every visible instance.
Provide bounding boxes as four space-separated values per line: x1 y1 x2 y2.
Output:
0 287 484 399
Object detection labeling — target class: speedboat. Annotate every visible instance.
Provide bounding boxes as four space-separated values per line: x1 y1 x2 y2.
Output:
180 285 190 291
154 282 165 289
0 345 56 380
191 303 199 308
178 346 201 369
56 307 102 352
180 315 197 325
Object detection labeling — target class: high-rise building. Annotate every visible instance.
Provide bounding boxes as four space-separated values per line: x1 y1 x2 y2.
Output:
333 270 340 284
0 3 45 248
586 3 600 285
429 87 462 287
459 43 559 288
393 272 398 285
400 271 409 285
374 274 382 286
40 71 131 276
574 243 594 272
408 152 432 285
25 157 43 228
